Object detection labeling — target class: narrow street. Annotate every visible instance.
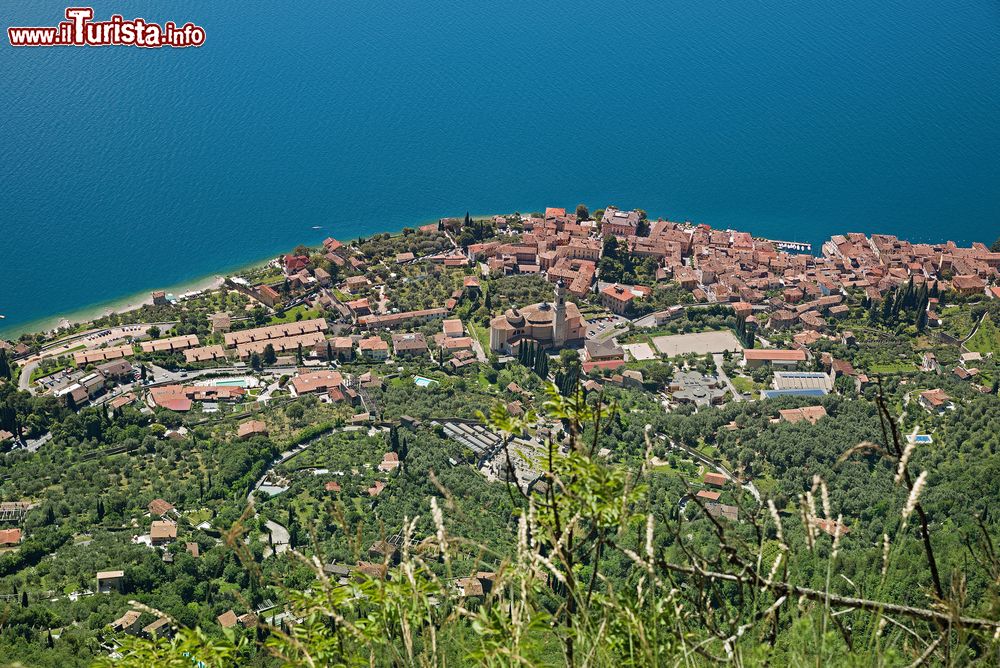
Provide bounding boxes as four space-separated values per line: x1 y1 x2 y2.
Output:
713 353 744 402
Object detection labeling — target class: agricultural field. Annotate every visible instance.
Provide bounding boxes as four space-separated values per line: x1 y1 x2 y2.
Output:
966 313 1000 356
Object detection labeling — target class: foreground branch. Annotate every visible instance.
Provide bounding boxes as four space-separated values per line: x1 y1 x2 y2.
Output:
659 561 1000 631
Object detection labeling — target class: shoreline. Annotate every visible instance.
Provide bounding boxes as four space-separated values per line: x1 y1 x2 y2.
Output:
2 210 990 342
0 273 229 341
0 216 426 341
0 256 273 340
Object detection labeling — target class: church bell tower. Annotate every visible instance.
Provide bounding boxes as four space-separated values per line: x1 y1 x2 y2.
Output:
553 278 567 347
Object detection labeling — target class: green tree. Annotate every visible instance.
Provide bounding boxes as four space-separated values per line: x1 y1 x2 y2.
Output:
263 344 277 366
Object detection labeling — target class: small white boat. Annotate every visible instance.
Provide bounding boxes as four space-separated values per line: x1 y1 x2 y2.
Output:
311 226 322 230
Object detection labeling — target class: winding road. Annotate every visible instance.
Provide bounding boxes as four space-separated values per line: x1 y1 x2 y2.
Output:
665 435 760 504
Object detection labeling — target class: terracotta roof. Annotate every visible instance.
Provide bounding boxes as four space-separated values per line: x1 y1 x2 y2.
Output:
111 610 142 630
703 472 728 487
920 389 950 407
290 371 344 395
359 336 389 351
224 318 328 347
238 420 268 438
812 517 851 537
743 349 807 362
356 561 388 580
706 503 740 522
378 452 400 472
142 617 171 635
779 406 828 424
148 499 174 516
442 319 464 336
0 528 22 546
150 521 177 540
582 359 627 374
140 334 200 353
96 570 125 580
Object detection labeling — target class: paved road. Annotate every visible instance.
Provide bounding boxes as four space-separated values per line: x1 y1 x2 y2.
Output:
17 320 177 394
25 432 52 453
18 360 38 393
713 353 744 402
468 325 488 363
264 520 290 556
30 322 176 362
376 285 389 315
664 435 761 504
247 430 333 503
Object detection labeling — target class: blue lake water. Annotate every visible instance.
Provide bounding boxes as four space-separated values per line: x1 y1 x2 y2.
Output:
2 0 999 335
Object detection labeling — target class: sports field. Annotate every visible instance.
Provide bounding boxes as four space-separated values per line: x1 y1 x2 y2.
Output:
651 330 743 356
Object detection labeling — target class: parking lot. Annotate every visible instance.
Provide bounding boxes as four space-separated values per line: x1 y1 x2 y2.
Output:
585 314 628 339
651 330 743 356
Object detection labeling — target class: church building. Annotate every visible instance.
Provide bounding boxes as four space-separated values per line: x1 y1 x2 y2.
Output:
489 280 585 354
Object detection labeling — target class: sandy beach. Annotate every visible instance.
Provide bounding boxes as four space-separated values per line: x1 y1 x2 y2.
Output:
0 273 229 340
0 218 441 342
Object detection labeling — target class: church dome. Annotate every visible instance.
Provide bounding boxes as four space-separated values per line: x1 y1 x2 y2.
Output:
505 309 525 327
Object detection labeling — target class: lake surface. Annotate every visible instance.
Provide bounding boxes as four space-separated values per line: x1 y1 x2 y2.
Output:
2 0 998 335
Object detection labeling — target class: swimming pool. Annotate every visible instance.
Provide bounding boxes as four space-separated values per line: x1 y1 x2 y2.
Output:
913 434 933 444
414 376 438 388
214 379 249 387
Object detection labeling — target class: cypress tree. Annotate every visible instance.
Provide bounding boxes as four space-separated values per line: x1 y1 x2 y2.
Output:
881 293 894 324
868 301 880 326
